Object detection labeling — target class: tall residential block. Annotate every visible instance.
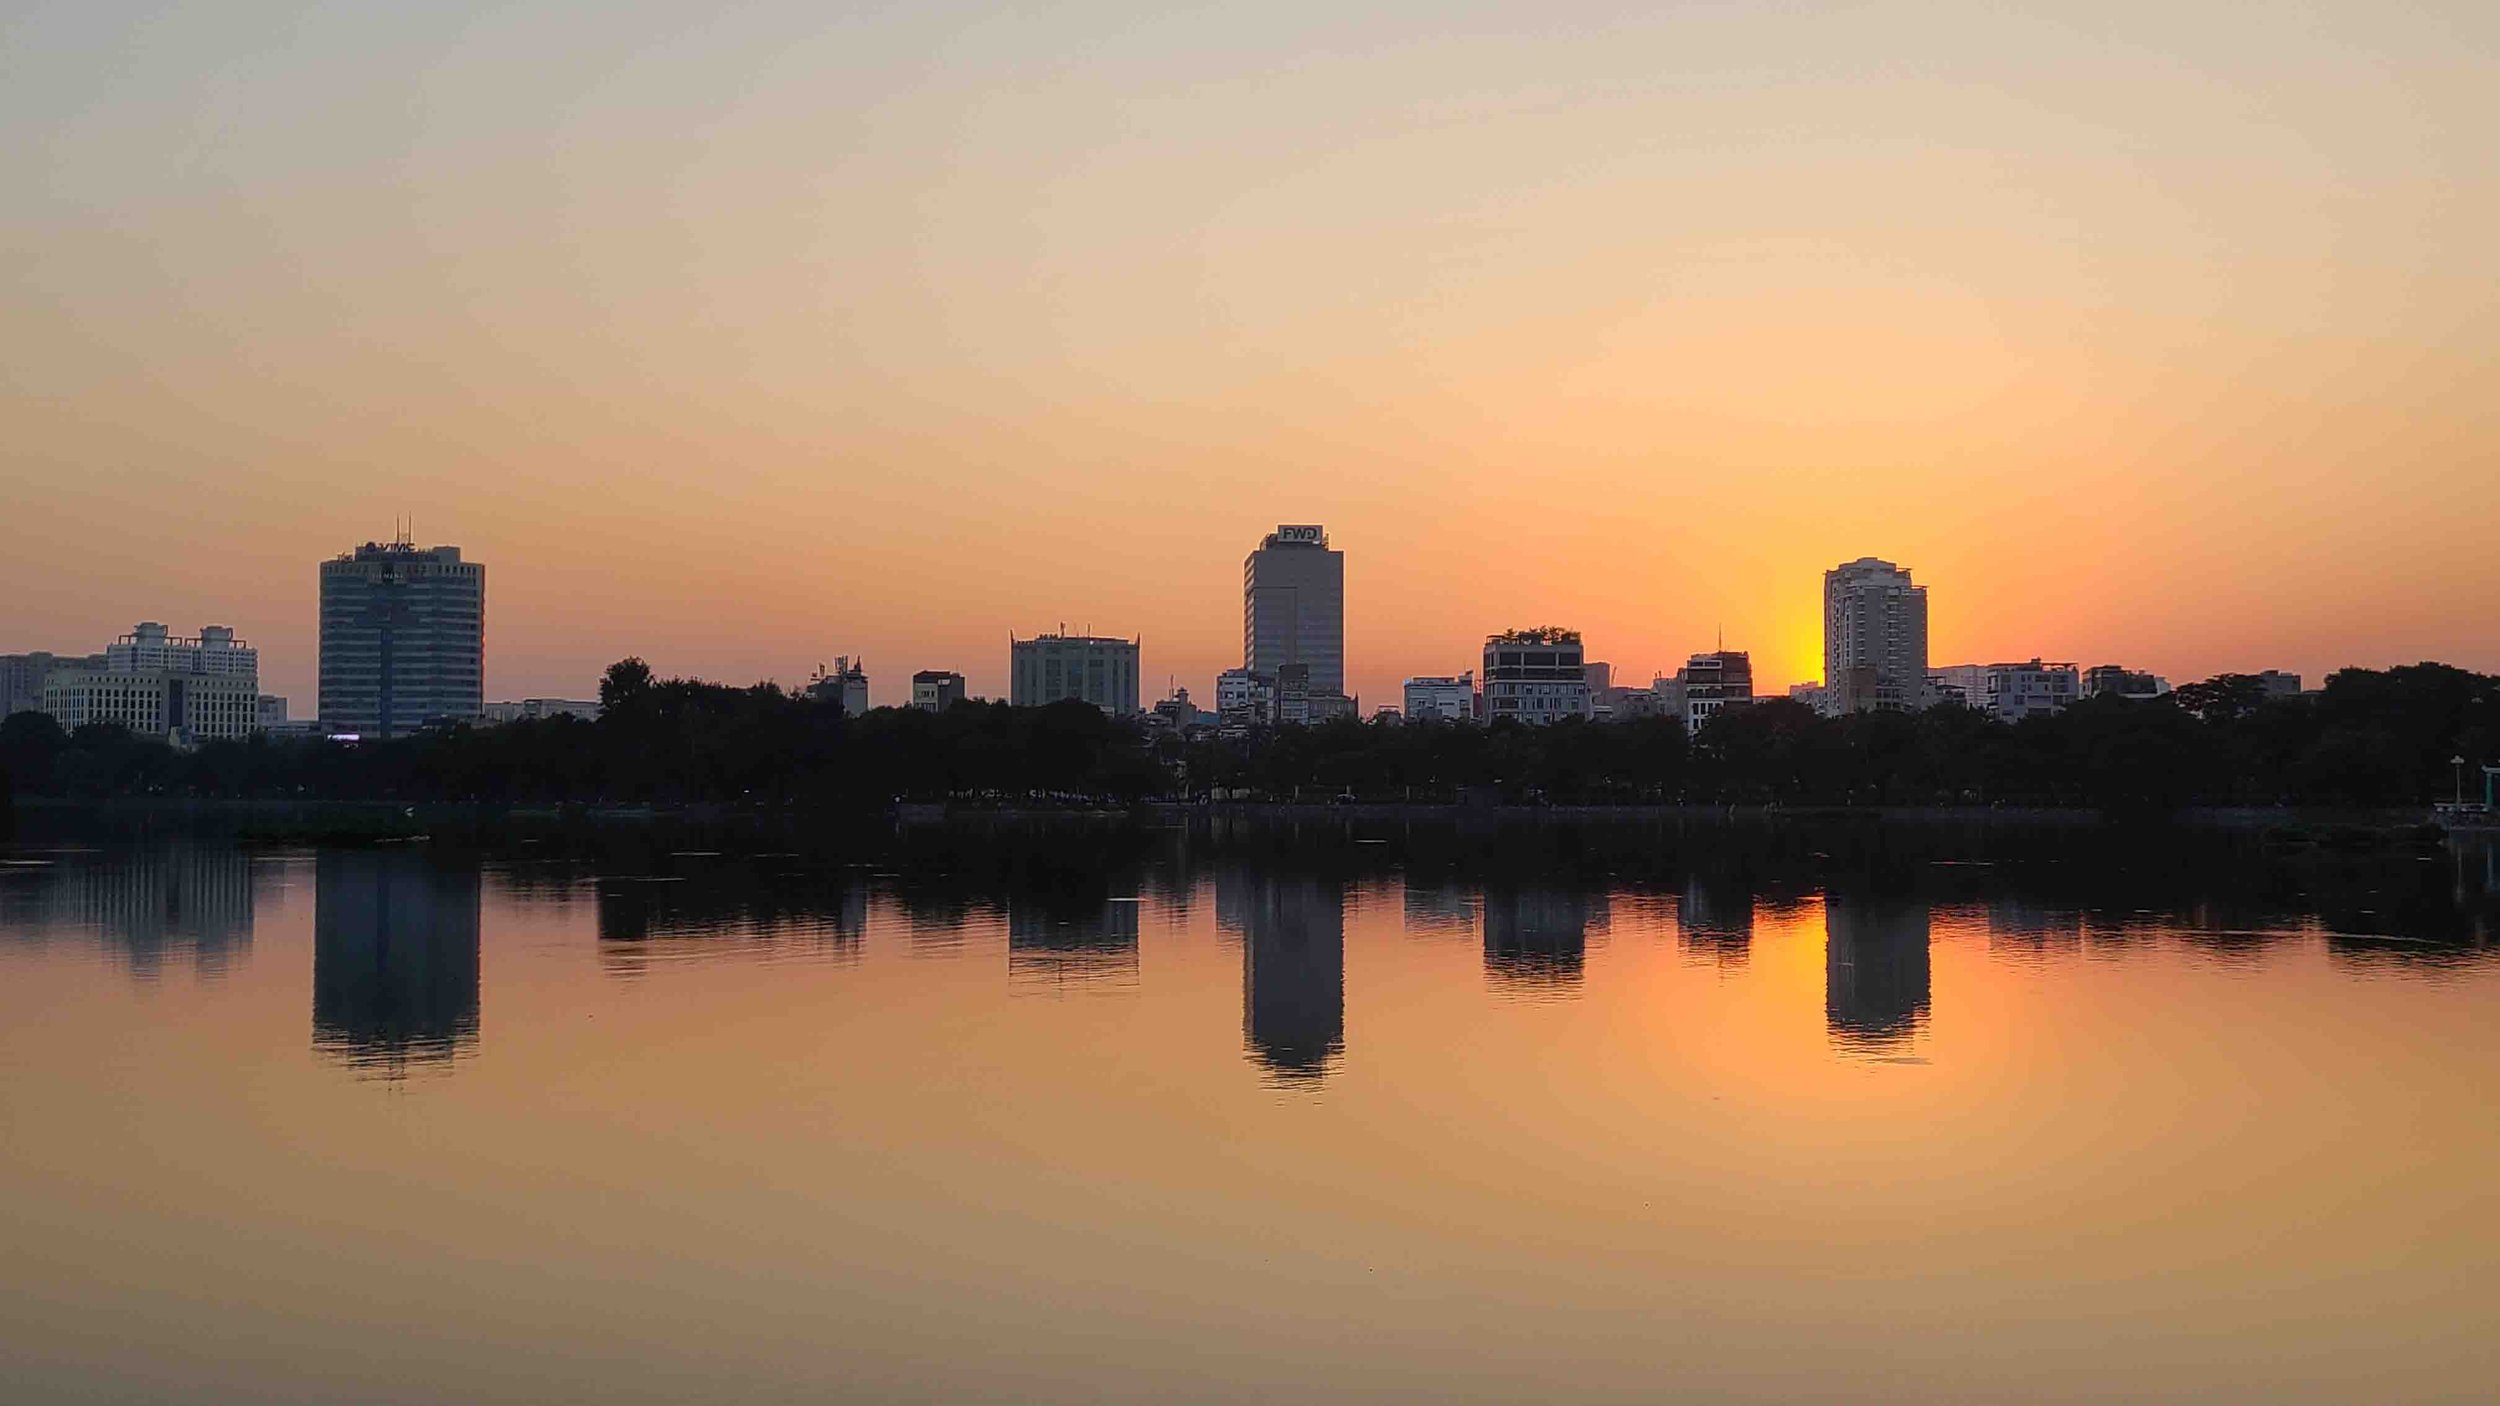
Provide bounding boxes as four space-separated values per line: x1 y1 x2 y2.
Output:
318 541 485 738
1010 633 1140 715
1243 525 1344 698
1822 557 1927 715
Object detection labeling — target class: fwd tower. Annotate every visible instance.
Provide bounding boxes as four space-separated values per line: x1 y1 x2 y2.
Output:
1243 525 1345 700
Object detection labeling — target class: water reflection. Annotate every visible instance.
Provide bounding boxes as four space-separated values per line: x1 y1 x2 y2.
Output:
1008 898 1140 991
1984 898 2084 961
1679 874 1754 970
312 849 481 1076
1483 886 1597 990
7 820 2497 1097
595 866 866 975
0 843 255 979
1222 869 1345 1082
1402 880 1477 936
1824 894 1932 1055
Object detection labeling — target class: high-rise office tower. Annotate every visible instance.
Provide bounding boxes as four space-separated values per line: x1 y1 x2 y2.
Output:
1822 557 1927 715
1243 525 1344 698
318 540 485 738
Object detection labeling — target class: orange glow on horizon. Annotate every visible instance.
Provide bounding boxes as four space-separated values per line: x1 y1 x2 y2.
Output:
3 5 2496 707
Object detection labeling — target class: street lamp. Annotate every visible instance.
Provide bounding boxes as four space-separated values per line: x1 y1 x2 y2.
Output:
2453 755 2467 806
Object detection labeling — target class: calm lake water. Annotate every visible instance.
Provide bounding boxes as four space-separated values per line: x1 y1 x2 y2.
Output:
3 819 2496 1403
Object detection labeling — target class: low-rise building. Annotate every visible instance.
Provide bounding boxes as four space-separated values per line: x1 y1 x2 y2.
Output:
1216 667 1274 728
806 656 872 715
1671 650 1753 731
2255 670 2303 698
1985 659 2078 719
1601 685 1664 721
1403 673 1477 722
1307 691 1358 723
2081 665 2171 700
1933 660 2080 720
1928 665 1989 710
1483 629 1591 725
911 670 967 713
44 667 259 744
482 698 602 724
1150 687 1214 732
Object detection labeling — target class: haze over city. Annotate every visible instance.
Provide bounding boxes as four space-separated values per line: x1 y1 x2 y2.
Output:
8 2 2497 707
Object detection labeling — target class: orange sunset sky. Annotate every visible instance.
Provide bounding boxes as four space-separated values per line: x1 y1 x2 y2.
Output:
5 2 2496 710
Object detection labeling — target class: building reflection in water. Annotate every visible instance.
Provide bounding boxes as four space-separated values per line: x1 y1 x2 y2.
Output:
1482 886 1595 990
595 873 865 976
1401 880 1477 937
1985 898 2084 961
1824 894 1932 1053
313 850 482 1077
1220 869 1345 1081
0 844 255 980
1678 874 1754 971
1007 898 1140 991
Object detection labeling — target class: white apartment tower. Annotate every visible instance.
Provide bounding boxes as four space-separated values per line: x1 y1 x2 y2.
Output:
1822 558 1928 715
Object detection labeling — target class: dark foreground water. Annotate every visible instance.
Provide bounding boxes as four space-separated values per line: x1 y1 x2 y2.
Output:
3 819 2496 1403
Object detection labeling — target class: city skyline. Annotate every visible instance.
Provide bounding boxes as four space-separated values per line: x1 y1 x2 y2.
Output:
8 9 2500 1403
7 5 2497 708
4 524 2488 718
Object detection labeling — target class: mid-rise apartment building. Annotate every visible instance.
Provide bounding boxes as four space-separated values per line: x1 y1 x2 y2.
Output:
1483 629 1591 724
1010 633 1140 715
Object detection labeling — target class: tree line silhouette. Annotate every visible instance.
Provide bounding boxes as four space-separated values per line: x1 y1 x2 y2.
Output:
2 657 2493 813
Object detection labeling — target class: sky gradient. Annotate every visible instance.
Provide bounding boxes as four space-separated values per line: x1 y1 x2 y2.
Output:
6 1 2497 709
